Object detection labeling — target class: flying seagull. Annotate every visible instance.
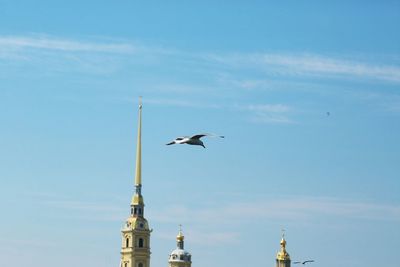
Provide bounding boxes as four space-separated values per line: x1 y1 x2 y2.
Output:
293 260 315 265
166 134 224 148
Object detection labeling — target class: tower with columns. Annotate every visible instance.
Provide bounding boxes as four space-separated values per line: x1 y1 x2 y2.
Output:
168 226 192 267
120 98 151 267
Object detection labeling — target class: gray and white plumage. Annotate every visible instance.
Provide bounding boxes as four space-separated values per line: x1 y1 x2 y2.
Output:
166 133 224 148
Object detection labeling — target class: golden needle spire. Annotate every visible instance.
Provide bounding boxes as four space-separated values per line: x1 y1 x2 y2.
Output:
134 96 142 186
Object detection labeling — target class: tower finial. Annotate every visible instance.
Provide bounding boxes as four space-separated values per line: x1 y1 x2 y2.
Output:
277 229 290 263
176 224 185 249
177 224 184 241
280 229 287 249
134 96 142 186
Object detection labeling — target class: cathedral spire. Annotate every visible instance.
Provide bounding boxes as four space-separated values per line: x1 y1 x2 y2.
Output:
131 97 144 208
135 96 142 187
121 97 151 267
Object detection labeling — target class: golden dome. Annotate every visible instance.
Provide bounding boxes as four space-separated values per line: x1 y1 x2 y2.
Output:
276 250 290 261
176 230 184 241
131 194 144 205
276 233 290 261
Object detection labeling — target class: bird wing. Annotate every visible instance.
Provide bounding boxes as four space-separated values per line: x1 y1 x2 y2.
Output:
293 262 301 264
190 133 224 140
304 260 314 263
190 134 208 140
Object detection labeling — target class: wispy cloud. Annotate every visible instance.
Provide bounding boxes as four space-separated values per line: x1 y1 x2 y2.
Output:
207 53 400 83
0 35 142 74
248 104 291 113
149 196 400 225
122 95 295 123
2 34 399 85
0 36 136 53
263 54 400 82
36 195 240 245
246 104 294 124
145 97 295 124
145 97 221 109
33 193 400 246
3 34 399 79
45 199 122 213
41 199 125 222
155 229 240 245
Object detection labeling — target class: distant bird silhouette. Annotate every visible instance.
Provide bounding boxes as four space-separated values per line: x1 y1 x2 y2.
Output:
166 134 224 148
326 111 330 116
293 260 315 265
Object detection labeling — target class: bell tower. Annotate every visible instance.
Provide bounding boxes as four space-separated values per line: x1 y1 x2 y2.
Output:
276 230 291 267
120 97 151 267
168 226 192 267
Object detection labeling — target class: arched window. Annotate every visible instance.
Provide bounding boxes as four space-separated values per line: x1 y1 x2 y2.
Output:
138 238 144 248
126 238 129 248
138 263 143 267
124 263 128 267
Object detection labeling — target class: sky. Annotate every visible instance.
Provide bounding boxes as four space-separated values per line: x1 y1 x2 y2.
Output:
0 1 399 267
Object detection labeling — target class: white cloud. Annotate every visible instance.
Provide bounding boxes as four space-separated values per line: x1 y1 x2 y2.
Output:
207 52 400 83
121 95 295 123
149 196 400 225
246 104 294 124
40 199 126 222
2 34 399 85
33 192 400 246
142 97 295 124
262 54 400 82
154 229 240 245
145 97 221 109
248 104 291 113
0 36 136 53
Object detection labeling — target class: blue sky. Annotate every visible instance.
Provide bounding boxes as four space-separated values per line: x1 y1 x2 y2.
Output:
0 1 399 267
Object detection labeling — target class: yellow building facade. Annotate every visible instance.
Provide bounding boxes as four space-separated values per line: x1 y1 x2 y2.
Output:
120 99 151 267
